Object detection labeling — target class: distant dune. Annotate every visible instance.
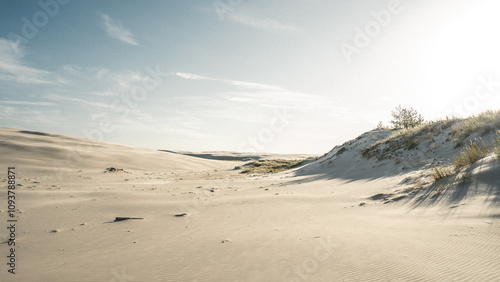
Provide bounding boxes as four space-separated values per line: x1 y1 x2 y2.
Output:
162 149 317 161
0 113 499 281
0 127 227 173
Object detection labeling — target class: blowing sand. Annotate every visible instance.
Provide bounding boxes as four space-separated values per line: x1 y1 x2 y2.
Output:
0 127 499 281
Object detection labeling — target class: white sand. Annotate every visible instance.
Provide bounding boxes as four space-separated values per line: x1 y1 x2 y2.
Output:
0 127 499 281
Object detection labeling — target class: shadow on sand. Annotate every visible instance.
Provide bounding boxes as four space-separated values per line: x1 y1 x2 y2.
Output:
404 161 500 211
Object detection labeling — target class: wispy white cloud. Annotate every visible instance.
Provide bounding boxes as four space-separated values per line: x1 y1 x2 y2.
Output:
222 90 319 109
88 90 118 97
227 14 298 32
45 93 114 109
175 71 320 108
59 64 153 97
0 104 64 126
110 71 151 90
0 100 55 106
160 115 212 140
0 104 14 118
175 72 208 80
175 72 283 91
161 127 212 140
61 64 110 79
101 14 138 45
0 39 56 84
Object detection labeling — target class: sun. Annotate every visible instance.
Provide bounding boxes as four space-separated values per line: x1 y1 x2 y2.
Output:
415 1 500 117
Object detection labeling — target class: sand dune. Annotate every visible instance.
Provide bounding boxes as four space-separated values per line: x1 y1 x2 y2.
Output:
0 126 499 281
0 128 231 173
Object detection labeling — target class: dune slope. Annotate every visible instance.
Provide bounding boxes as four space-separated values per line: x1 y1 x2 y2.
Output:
0 126 499 282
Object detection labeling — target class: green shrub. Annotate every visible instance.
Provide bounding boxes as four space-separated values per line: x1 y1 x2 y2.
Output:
390 105 424 130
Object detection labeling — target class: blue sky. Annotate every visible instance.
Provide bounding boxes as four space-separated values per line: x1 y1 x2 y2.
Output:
1 0 500 154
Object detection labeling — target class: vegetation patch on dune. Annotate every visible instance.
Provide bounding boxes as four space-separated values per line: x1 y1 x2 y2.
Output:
450 110 500 146
238 158 313 174
362 120 456 160
427 135 500 195
453 140 491 171
359 110 500 196
363 105 460 160
362 110 500 162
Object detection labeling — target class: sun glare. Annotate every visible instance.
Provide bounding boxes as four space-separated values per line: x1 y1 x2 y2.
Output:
416 1 500 116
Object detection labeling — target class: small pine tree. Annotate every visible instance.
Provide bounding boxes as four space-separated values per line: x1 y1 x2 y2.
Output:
390 105 424 130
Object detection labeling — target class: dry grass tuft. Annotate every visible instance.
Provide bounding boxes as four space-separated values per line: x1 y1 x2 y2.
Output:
362 120 454 160
431 166 454 181
494 134 500 159
450 110 500 145
453 139 490 172
428 134 499 194
362 111 500 161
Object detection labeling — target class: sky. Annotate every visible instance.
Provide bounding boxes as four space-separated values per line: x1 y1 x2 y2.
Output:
1 0 500 154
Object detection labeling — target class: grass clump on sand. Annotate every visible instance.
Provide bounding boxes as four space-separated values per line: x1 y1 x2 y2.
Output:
431 166 454 181
241 158 312 174
430 167 474 196
450 110 500 146
453 140 490 172
429 135 500 194
494 135 500 159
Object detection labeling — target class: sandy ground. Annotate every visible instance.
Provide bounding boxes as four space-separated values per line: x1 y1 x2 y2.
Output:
0 128 499 281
